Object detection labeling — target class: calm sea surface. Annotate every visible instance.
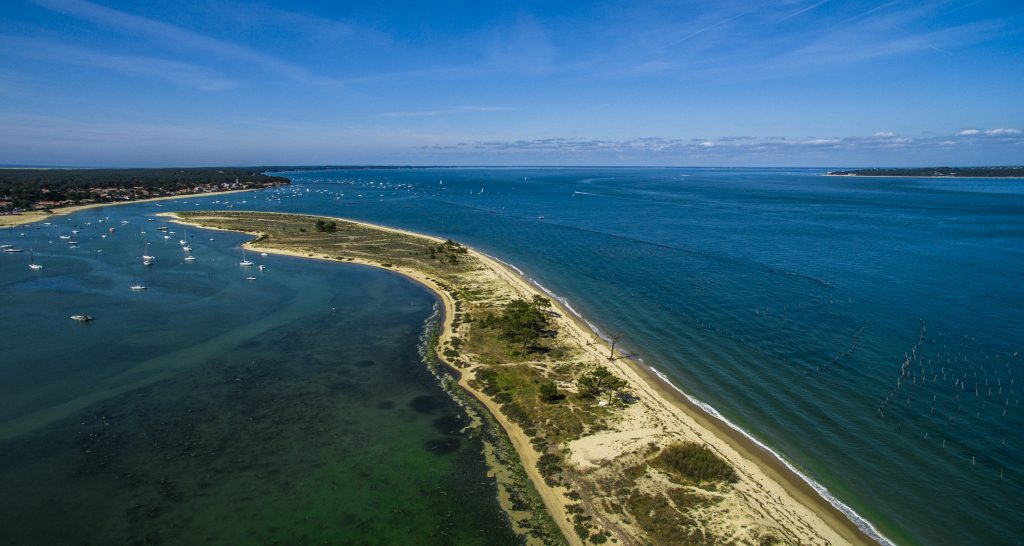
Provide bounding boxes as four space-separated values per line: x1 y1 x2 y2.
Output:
1 167 1022 545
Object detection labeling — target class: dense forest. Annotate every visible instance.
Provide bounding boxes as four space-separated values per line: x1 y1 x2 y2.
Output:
0 168 289 211
826 166 1024 177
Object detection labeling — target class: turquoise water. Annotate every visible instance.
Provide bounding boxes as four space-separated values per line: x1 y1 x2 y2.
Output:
0 207 518 543
1 167 1021 544
252 167 1020 546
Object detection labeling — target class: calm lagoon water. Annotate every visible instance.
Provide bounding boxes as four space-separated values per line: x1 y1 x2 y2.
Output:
0 206 518 544
1 167 1022 545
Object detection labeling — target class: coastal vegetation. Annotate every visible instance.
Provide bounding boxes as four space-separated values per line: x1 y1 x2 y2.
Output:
0 168 289 212
169 211 863 546
826 166 1024 177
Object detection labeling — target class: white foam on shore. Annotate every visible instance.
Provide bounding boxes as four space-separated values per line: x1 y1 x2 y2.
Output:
647 368 894 546
485 251 893 546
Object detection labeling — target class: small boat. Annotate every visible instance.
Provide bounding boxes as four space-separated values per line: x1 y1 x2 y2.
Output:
182 246 192 252
4 248 24 253
184 254 196 262
29 248 42 270
260 252 268 257
130 272 147 291
142 241 155 266
245 276 257 281
59 235 71 240
258 264 267 271
239 248 253 267
70 315 93 322
537 215 545 220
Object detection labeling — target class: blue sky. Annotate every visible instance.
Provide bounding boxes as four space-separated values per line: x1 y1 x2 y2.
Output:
1 0 1022 167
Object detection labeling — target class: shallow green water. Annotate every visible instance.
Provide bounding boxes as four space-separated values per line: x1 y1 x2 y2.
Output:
0 209 518 544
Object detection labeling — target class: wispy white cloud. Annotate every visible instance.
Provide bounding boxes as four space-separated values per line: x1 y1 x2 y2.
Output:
777 0 831 23
0 35 237 91
422 128 1024 161
29 0 334 85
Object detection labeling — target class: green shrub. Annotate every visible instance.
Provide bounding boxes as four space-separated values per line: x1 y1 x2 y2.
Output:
654 442 737 484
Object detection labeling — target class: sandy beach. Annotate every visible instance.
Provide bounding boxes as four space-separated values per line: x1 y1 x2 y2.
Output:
0 189 261 228
167 211 881 546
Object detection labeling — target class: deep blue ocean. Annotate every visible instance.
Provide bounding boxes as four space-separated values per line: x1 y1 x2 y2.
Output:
2 167 1022 545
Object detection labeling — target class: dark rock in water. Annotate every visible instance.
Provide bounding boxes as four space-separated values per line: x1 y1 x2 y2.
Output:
424 437 460 455
409 395 444 414
432 414 464 436
375 400 396 410
353 360 376 368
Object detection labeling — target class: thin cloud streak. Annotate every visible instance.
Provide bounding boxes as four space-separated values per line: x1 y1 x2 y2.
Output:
30 0 335 86
0 35 237 91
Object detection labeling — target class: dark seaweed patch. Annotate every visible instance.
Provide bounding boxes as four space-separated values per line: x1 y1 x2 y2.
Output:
432 414 465 436
424 437 461 455
409 395 444 414
375 400 396 410
353 360 376 368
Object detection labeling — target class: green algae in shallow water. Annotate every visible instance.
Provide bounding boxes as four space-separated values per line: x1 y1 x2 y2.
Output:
0 273 520 545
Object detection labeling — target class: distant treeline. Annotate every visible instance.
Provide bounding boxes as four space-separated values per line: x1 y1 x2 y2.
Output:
827 166 1024 178
0 168 290 211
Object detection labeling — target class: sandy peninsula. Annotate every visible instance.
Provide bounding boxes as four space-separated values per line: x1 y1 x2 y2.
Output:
167 211 883 546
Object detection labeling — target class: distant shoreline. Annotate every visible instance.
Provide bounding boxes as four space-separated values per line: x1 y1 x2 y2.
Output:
824 174 1024 179
0 188 260 228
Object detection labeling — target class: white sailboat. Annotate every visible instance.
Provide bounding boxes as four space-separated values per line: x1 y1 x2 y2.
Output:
239 248 253 267
130 267 147 291
28 248 43 270
142 241 155 266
